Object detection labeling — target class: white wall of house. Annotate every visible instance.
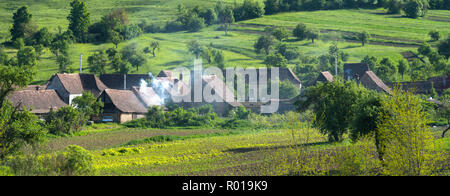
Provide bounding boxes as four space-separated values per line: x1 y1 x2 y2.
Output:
69 94 83 105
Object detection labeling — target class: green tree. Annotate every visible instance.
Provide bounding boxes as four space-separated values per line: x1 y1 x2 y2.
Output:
56 53 72 73
376 58 398 82
428 30 440 42
213 50 226 69
44 106 87 135
437 36 450 59
187 40 203 59
397 59 410 80
306 30 320 44
403 0 428 18
88 51 109 74
110 30 123 48
279 80 300 99
264 53 288 68
67 0 91 42
271 27 290 42
254 35 275 55
10 6 33 41
296 79 366 142
33 27 53 47
61 145 95 176
0 100 45 159
293 23 308 41
71 91 104 119
377 88 444 175
387 0 403 14
150 41 160 57
217 5 235 35
359 31 371 46
17 46 37 67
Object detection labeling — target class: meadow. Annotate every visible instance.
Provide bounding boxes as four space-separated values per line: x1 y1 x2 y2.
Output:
0 0 448 83
38 122 449 176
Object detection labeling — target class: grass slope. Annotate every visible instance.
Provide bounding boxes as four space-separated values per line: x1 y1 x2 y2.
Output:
0 1 448 84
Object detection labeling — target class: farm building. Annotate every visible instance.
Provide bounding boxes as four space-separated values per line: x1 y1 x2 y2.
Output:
98 89 149 123
46 73 107 105
7 89 67 117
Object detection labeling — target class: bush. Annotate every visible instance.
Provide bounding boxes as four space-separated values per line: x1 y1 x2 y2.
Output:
6 145 94 176
221 119 254 129
44 106 88 135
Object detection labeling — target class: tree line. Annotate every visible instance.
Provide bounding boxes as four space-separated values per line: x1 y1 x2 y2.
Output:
264 0 449 18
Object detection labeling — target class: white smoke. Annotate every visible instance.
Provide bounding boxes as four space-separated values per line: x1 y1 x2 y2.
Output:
139 73 173 106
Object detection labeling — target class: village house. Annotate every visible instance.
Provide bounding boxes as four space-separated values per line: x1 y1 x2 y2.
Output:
316 63 392 94
7 89 67 118
98 89 148 123
46 73 108 105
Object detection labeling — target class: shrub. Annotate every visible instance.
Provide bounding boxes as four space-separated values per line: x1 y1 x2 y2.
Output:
6 145 94 176
221 119 254 129
377 88 445 175
44 106 88 135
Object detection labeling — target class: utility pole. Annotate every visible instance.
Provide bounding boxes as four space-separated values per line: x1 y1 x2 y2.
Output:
80 54 83 73
334 52 338 76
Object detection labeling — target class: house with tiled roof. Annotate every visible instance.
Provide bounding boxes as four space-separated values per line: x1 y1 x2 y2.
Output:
360 71 392 94
98 89 148 123
46 73 107 105
7 89 67 116
316 71 334 84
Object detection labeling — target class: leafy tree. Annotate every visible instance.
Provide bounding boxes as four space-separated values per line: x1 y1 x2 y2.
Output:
377 88 444 175
50 38 70 58
264 0 281 15
56 53 72 73
254 35 275 55
279 80 300 99
88 51 109 74
351 90 383 142
293 23 308 41
376 58 398 82
418 43 433 57
199 8 217 26
188 40 203 59
359 31 371 46
397 59 410 80
10 6 33 41
217 5 235 35
264 53 288 67
150 41 160 57
233 0 265 21
67 0 91 42
13 38 25 50
428 30 440 42
145 106 167 128
437 36 450 59
403 0 428 18
120 24 143 40
110 30 123 48
17 46 37 68
0 100 45 159
306 30 320 44
296 79 366 142
0 65 35 107
271 27 290 41
44 106 87 135
213 50 226 69
33 27 53 47
71 91 104 119
387 0 403 14
61 145 95 176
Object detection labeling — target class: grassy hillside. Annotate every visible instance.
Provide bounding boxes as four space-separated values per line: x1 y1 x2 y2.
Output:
0 0 448 84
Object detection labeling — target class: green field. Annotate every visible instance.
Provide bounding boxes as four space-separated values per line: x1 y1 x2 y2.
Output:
0 0 449 83
35 123 448 176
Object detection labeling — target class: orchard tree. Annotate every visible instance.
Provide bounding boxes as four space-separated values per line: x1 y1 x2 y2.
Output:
271 27 290 42
254 35 275 55
88 51 109 74
398 59 410 80
110 30 123 48
217 5 235 35
264 53 288 68
403 0 428 18
306 30 320 44
150 41 160 57
359 31 371 46
187 40 203 59
68 0 91 42
293 23 308 41
296 79 366 142
429 30 440 42
437 36 450 59
10 6 33 41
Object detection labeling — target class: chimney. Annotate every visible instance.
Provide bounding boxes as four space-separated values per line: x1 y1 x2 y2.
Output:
124 74 127 90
